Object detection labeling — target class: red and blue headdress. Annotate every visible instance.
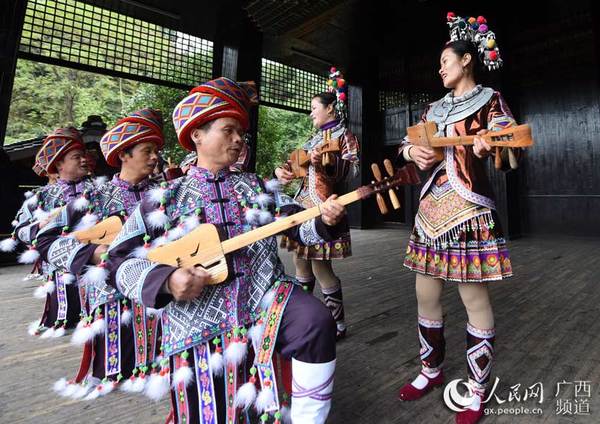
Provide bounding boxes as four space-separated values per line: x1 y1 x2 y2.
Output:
35 127 85 174
100 108 164 167
172 77 258 152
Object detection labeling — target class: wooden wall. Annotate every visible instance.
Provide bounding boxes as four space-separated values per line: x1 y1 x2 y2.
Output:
375 0 600 237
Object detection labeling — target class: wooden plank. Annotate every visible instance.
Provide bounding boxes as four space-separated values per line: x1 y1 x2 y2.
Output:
0 229 599 422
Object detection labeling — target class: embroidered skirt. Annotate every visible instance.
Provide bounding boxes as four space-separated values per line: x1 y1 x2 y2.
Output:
281 181 353 260
404 181 513 283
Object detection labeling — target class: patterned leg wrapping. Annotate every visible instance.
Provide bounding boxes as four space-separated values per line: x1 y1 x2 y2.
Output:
455 324 496 424
418 316 445 372
321 281 345 331
398 316 445 401
465 323 495 387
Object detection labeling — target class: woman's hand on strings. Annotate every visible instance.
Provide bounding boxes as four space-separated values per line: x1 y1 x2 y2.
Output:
275 162 295 185
410 146 438 171
473 129 493 159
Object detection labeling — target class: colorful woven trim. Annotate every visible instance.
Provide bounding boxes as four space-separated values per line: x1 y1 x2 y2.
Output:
174 353 191 423
56 272 68 322
133 301 147 367
256 281 294 366
223 335 238 424
105 301 121 376
194 342 218 424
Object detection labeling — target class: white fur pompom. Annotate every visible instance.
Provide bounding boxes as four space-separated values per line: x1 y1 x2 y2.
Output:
131 245 150 259
245 208 260 226
258 210 273 225
19 248 40 264
120 377 134 393
84 386 102 401
146 307 161 317
94 176 108 187
71 324 94 346
91 317 106 336
40 327 56 339
265 179 282 193
52 326 65 338
82 265 109 285
99 381 115 396
255 387 275 413
224 340 247 366
167 225 186 241
11 219 19 227
210 351 224 377
260 289 276 312
144 373 170 401
148 187 167 204
73 196 90 211
172 365 194 388
248 324 265 351
184 215 200 232
33 284 48 299
152 236 168 248
235 381 257 410
147 209 169 230
72 383 93 399
131 376 146 393
121 308 132 326
256 193 273 208
74 213 98 231
53 377 68 395
62 273 76 285
28 321 42 336
25 193 38 207
280 405 292 423
61 382 79 398
0 237 17 252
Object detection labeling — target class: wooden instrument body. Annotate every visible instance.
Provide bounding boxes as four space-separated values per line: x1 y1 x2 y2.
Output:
72 215 123 245
289 148 310 178
406 122 534 162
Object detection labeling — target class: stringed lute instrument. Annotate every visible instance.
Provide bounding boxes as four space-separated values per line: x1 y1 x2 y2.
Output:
406 121 534 168
147 163 420 285
72 215 123 245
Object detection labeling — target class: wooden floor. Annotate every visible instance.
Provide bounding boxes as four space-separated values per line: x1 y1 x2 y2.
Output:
1 228 600 423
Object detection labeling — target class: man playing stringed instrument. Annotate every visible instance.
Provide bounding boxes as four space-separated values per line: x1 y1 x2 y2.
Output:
33 109 166 399
105 78 346 424
1 128 100 338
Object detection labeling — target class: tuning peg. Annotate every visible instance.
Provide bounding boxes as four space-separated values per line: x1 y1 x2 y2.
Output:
383 159 395 177
371 163 389 214
382 159 401 209
494 147 502 170
371 163 383 181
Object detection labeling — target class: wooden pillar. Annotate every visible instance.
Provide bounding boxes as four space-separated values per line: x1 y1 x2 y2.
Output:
344 1 382 229
0 0 27 146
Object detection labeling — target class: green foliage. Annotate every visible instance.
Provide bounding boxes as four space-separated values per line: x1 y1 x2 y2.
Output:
255 105 313 179
5 59 139 143
124 83 188 164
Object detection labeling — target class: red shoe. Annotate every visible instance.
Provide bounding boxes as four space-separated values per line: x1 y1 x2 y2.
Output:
398 370 444 401
455 393 485 424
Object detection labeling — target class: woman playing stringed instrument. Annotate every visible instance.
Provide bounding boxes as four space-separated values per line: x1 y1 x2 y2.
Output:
275 68 359 340
396 13 522 424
